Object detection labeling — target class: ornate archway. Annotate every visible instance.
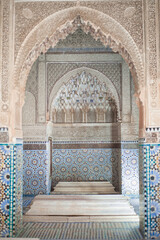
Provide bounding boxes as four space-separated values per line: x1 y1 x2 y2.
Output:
13 6 144 106
48 67 121 121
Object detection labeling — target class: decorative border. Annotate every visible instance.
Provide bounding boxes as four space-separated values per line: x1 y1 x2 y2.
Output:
15 144 23 235
139 144 160 239
23 144 46 150
0 144 11 237
0 144 23 238
53 143 121 149
146 127 160 132
52 141 138 144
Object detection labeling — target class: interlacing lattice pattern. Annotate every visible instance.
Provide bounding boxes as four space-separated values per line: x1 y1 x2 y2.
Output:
17 222 142 240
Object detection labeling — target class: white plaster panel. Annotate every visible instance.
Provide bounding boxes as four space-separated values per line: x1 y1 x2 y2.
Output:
38 60 46 122
22 91 35 126
122 59 131 122
121 123 139 141
46 53 123 63
51 123 121 141
150 110 160 126
23 125 47 141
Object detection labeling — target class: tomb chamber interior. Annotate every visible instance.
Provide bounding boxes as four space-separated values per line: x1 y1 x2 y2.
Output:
22 28 139 197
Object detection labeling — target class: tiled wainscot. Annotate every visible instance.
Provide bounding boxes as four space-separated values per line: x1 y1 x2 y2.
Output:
23 142 50 196
0 144 23 238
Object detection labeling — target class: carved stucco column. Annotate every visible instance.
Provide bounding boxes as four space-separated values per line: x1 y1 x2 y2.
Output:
139 4 160 238
122 59 131 123
38 54 46 123
143 0 160 126
0 0 23 142
0 3 24 238
0 0 15 131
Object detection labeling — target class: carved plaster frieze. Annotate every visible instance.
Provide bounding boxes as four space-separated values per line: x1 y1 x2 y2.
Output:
47 62 121 103
145 127 160 143
15 1 143 59
143 0 158 106
9 6 145 139
14 12 144 105
1 0 10 111
51 70 119 122
148 0 157 86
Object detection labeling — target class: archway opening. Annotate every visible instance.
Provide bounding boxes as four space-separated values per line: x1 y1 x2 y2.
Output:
19 26 141 239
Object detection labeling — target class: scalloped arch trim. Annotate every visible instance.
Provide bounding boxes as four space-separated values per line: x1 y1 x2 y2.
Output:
14 6 144 105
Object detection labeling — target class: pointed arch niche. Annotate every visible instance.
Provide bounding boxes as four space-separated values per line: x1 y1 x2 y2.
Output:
49 67 121 125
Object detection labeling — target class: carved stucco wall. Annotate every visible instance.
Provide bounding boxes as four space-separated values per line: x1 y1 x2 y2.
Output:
22 91 36 126
22 56 138 141
10 4 145 142
14 12 144 101
50 69 119 122
22 29 139 141
14 1 143 60
1 0 159 138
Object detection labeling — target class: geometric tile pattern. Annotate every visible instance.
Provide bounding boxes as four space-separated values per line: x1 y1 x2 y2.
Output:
52 147 139 195
52 148 120 191
16 222 142 240
1 142 159 239
139 145 145 237
0 144 23 238
9 144 16 237
0 144 11 238
15 144 23 234
140 144 160 239
122 149 139 196
143 145 151 239
23 150 49 195
148 144 160 239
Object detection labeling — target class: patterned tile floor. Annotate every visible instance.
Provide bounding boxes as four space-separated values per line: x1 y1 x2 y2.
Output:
16 222 143 240
21 196 142 240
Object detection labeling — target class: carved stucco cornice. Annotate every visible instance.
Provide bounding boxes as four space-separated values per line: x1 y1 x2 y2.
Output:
13 6 144 108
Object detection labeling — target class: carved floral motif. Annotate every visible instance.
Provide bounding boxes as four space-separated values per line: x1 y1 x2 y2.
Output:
17 15 144 102
22 8 33 19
